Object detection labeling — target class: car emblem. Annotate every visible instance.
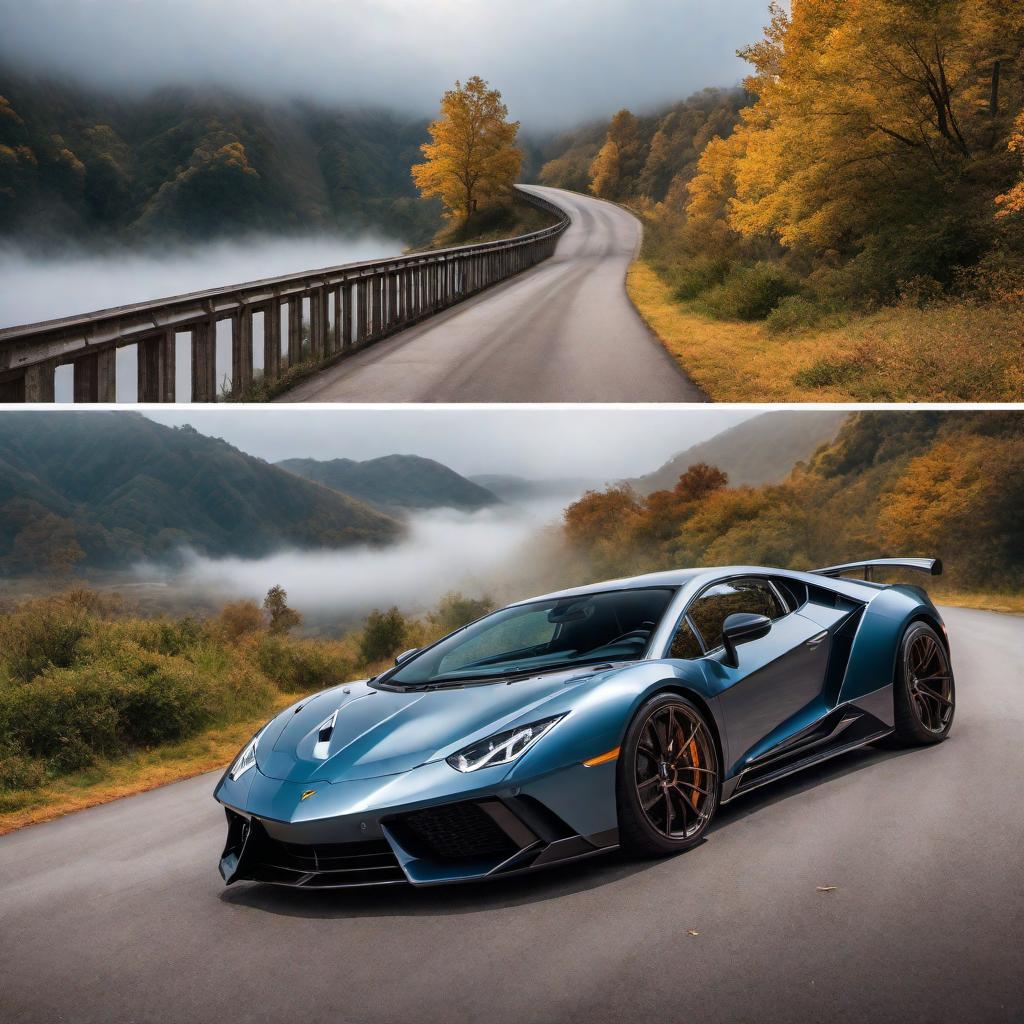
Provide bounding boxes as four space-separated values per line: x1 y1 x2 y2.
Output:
300 789 317 801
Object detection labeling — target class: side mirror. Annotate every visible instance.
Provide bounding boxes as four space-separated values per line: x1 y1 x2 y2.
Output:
394 648 420 666
721 613 771 668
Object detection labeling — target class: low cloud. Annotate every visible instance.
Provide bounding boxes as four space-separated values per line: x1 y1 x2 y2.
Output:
138 501 570 624
1 0 768 129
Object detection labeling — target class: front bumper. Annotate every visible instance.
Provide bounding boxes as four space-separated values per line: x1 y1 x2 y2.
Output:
215 756 619 888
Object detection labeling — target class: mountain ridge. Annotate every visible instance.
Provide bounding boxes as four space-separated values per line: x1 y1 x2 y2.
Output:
0 413 402 574
277 454 500 513
630 411 847 494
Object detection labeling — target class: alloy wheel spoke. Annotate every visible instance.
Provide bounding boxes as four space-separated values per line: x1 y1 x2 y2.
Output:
674 780 711 798
917 684 952 708
642 789 666 813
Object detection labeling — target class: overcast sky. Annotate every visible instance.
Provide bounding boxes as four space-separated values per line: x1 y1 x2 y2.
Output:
0 0 768 129
142 407 758 481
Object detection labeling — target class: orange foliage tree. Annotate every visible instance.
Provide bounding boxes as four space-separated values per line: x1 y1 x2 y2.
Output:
412 77 522 223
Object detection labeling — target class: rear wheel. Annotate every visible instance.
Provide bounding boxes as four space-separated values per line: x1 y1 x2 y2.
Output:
616 693 720 856
892 621 955 745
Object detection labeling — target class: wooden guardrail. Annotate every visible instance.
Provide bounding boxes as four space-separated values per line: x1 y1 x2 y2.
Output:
0 187 569 403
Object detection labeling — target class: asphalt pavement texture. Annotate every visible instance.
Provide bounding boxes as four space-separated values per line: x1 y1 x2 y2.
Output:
1 605 1021 1024
281 185 705 403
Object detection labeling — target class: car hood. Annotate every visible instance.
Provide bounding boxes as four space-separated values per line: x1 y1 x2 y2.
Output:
255 666 615 784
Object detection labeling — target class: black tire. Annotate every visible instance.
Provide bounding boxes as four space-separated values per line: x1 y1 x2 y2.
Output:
892 621 955 746
616 692 720 857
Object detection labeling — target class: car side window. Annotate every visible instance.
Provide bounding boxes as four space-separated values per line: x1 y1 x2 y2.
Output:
668 617 702 660
687 579 787 652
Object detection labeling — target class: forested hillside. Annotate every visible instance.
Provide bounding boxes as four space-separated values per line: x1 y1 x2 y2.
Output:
538 88 745 205
0 70 440 246
277 454 500 513
562 412 1024 592
0 413 402 574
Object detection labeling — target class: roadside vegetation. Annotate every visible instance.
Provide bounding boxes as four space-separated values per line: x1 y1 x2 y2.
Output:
0 586 493 832
558 412 1024 598
541 3 1024 401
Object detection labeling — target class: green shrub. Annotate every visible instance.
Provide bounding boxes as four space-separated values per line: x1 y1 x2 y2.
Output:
429 592 495 634
106 616 203 657
667 256 732 301
0 596 93 682
0 645 212 772
360 607 407 665
0 742 46 791
701 262 800 321
256 635 349 693
765 295 823 335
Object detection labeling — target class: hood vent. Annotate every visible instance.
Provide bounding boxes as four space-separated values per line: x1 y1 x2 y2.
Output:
312 710 338 760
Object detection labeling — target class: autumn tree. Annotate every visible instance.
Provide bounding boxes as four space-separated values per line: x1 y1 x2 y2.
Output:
263 584 302 636
683 0 1024 297
412 77 522 223
996 112 1024 217
590 109 644 200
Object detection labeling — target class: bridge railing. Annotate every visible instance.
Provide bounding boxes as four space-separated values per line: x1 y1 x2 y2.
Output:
0 187 569 403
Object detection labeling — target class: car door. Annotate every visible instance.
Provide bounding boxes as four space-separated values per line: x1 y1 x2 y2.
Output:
669 577 832 771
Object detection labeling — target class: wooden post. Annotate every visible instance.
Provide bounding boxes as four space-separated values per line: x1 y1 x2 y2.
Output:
332 287 342 352
342 282 353 348
264 301 281 385
387 273 398 328
232 312 253 396
287 298 303 367
309 288 326 362
357 279 369 343
23 362 56 403
138 331 174 402
371 274 383 337
74 347 117 403
191 318 217 402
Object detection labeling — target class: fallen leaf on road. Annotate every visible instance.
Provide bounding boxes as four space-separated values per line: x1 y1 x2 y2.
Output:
816 885 838 893
687 929 699 936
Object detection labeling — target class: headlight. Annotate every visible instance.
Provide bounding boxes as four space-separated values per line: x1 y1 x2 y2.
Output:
446 715 565 773
229 725 269 781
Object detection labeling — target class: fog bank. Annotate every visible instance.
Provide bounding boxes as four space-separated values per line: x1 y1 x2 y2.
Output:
1 0 768 129
138 498 574 626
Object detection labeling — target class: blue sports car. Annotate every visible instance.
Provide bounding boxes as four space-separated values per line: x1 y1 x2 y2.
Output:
214 558 955 888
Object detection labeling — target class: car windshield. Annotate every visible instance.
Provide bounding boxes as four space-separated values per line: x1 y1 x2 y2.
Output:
383 587 675 688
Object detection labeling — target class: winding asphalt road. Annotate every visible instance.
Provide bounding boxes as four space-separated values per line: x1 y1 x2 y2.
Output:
1 606 1021 1024
282 185 705 403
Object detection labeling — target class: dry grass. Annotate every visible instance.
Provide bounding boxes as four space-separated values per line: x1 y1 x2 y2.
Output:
0 694 294 835
628 261 1024 402
933 591 1024 615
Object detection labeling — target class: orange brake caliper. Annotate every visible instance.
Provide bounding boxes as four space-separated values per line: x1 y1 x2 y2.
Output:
688 738 700 809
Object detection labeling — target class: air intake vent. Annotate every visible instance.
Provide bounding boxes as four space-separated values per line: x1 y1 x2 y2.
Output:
312 710 338 760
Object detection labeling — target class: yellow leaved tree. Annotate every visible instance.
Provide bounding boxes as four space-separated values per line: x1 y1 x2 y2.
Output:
412 77 522 223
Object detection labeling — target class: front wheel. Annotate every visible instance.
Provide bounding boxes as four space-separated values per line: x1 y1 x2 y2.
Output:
616 693 720 856
892 621 955 745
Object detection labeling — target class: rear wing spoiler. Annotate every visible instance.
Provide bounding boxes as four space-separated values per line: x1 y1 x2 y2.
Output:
812 558 942 582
